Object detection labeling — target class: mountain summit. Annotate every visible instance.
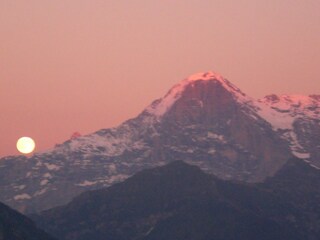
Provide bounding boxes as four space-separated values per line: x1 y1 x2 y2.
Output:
1 71 319 213
146 71 248 118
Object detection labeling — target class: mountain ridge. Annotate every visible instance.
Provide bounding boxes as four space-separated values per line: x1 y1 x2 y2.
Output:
32 160 319 240
0 70 319 213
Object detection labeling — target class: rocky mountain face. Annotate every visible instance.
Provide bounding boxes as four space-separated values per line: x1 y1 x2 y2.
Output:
0 201 55 240
32 160 320 240
0 71 319 213
257 94 320 160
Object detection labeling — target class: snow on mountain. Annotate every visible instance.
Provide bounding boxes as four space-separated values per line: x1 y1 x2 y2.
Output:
257 94 320 127
255 94 320 159
146 71 250 117
0 71 319 214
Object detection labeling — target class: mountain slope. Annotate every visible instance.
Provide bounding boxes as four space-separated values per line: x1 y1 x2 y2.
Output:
256 94 320 160
260 157 320 238
0 71 319 213
32 161 307 240
0 201 55 240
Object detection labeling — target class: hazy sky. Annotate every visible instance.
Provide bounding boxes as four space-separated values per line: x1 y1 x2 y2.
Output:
1 0 319 157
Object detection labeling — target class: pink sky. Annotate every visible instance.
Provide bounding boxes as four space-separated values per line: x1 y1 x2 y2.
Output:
1 0 320 157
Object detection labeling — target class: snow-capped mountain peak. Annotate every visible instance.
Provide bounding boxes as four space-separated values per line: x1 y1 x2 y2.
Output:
1 70 319 214
186 71 224 81
146 71 248 117
186 71 246 98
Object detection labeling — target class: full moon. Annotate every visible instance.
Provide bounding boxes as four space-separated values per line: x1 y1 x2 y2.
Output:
16 137 36 154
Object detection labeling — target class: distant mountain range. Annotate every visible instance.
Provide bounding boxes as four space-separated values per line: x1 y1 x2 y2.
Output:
1 71 319 213
31 159 320 240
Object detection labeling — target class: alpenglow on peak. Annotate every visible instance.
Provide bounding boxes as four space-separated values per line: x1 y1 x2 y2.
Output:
146 71 247 117
186 71 224 82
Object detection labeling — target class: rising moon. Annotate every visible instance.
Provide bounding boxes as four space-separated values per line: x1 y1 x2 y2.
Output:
16 137 36 154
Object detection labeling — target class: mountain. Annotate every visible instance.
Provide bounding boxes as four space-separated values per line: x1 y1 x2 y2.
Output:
259 157 320 238
257 94 320 160
0 201 55 240
32 160 318 240
1 71 319 213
